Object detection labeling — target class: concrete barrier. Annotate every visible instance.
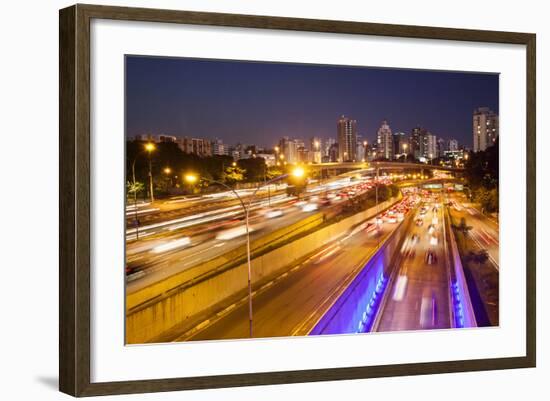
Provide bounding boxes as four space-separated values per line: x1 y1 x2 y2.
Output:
126 195 402 344
126 211 324 310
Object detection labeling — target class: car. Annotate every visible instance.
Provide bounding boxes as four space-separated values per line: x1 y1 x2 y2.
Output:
387 217 397 223
427 224 435 234
430 235 438 246
416 218 423 226
426 250 437 265
301 203 318 212
265 208 283 219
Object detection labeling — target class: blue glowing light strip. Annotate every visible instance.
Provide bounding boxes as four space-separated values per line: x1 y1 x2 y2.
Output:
357 273 388 333
451 281 465 328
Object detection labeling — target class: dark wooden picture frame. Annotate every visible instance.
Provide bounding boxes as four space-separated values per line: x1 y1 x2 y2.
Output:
59 3 536 397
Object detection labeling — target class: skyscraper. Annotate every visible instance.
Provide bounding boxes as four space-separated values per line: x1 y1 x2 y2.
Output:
436 137 446 158
377 120 393 160
337 115 357 162
410 126 425 160
279 136 297 163
473 107 499 152
448 139 459 152
324 138 336 158
310 137 322 164
356 135 367 162
392 131 409 159
420 132 437 160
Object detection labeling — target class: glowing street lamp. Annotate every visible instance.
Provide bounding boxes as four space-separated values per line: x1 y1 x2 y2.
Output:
144 143 156 202
292 167 305 178
163 167 172 175
184 174 198 184
129 141 157 240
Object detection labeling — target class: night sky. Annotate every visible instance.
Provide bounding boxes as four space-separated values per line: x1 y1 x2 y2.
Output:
126 56 499 149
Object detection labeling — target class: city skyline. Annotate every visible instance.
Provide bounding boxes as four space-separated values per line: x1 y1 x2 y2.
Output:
126 56 499 149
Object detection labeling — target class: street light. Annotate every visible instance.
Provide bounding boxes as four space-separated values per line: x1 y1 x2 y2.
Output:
402 143 408 162
130 142 156 240
292 166 305 178
163 167 172 175
145 143 156 202
184 170 297 338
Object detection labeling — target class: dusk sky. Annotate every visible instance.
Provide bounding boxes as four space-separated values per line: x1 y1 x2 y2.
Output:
126 56 499 149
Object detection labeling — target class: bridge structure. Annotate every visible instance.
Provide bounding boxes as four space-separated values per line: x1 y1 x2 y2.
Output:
306 161 464 174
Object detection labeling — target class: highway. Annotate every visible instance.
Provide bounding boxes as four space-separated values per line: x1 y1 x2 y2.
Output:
179 196 417 341
125 177 383 293
125 179 499 343
449 194 499 268
447 193 499 326
375 195 452 332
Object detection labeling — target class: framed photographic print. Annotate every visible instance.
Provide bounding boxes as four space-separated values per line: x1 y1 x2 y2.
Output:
59 4 536 397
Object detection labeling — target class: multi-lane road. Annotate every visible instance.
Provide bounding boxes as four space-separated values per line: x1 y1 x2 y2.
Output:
125 179 500 341
375 195 452 332
184 201 407 341
125 177 383 294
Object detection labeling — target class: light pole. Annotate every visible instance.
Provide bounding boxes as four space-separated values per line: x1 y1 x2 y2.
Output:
402 143 408 162
144 143 156 202
130 142 156 239
184 168 304 338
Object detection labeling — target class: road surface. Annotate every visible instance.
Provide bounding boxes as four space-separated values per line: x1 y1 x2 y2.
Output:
375 195 452 332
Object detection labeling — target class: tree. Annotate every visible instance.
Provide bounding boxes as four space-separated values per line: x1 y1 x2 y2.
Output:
224 166 245 184
266 166 284 181
237 157 267 182
467 249 489 265
126 181 145 200
454 217 472 237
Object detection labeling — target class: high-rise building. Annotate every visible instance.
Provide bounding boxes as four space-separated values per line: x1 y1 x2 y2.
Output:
229 143 245 161
134 134 177 143
448 139 459 152
419 132 437 160
377 120 393 160
473 107 499 152
436 137 446 158
177 137 212 156
356 135 367 162
392 131 409 159
328 143 339 162
337 115 357 162
324 138 336 158
310 137 322 164
279 136 297 164
212 138 228 156
410 126 426 160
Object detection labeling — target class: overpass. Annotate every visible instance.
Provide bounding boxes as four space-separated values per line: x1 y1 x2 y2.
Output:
307 161 464 173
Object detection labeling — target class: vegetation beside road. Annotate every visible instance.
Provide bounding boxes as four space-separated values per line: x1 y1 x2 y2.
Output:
449 208 499 326
463 139 499 214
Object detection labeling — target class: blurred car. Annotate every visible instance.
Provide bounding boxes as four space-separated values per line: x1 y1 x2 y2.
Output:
301 203 318 212
426 250 437 264
415 218 423 226
265 208 283 219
